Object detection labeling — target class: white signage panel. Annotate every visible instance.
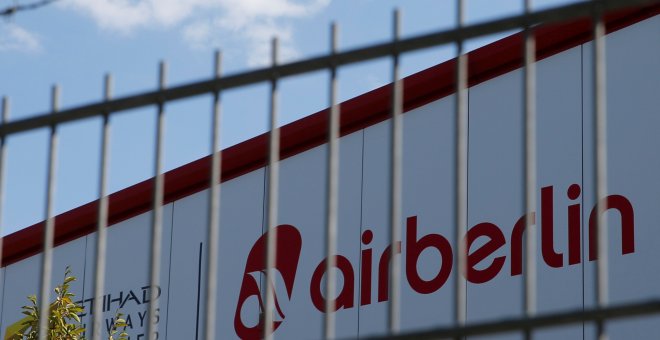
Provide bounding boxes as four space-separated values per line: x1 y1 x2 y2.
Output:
533 45 583 340
358 95 458 337
466 45 585 340
80 204 174 340
272 130 363 339
582 15 660 340
398 95 457 333
1 238 87 336
168 169 265 340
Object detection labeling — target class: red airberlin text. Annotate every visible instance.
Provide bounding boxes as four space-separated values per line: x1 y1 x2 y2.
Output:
309 184 635 312
235 184 635 338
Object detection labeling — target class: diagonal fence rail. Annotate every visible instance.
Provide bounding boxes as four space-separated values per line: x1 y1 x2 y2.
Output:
0 0 656 137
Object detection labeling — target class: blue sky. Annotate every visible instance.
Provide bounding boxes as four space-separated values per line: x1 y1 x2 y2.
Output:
0 0 580 235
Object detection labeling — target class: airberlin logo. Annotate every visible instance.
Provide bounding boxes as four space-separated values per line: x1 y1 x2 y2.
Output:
234 184 636 338
234 225 302 340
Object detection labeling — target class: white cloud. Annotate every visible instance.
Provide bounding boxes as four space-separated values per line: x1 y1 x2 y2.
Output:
183 20 213 49
61 0 214 33
187 15 300 67
61 0 330 66
0 22 42 53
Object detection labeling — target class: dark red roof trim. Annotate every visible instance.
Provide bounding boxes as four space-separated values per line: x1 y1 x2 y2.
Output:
2 4 659 267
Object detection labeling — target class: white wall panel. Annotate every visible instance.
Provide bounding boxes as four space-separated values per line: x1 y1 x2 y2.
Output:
273 130 363 339
168 169 265 340
467 67 525 340
1 237 88 338
359 96 457 337
533 45 584 340
0 268 4 332
583 15 660 340
82 204 173 340
466 44 585 340
399 97 456 333
357 118 392 338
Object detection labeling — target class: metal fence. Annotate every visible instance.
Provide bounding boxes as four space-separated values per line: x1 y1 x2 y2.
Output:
1 0 660 339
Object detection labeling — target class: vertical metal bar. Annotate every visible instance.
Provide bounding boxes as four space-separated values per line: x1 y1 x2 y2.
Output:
592 2 609 339
453 0 468 337
92 74 112 339
323 22 340 340
522 1 538 339
204 50 223 340
263 37 280 340
147 61 167 340
388 8 403 335
0 98 8 260
38 84 59 340
0 97 9 268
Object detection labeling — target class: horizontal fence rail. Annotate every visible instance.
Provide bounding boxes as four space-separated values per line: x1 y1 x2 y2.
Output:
364 300 660 340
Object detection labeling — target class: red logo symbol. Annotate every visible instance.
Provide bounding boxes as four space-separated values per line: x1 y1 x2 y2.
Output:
234 225 302 339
